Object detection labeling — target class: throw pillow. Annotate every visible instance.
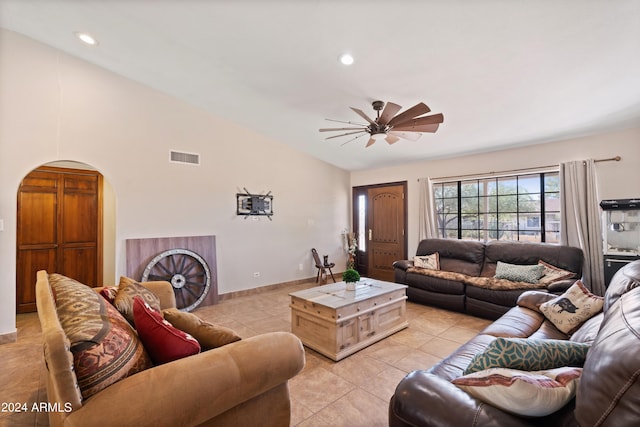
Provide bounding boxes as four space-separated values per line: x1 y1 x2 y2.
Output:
49 274 152 400
494 261 545 284
98 286 118 304
464 337 590 375
414 253 440 270
538 261 576 285
114 276 162 326
452 366 582 417
540 280 604 334
133 297 201 365
162 308 241 350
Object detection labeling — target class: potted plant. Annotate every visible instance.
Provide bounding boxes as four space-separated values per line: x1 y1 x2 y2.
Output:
342 269 360 291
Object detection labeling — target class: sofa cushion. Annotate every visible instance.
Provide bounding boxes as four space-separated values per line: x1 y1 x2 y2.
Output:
494 261 545 283
162 308 241 350
114 276 162 326
482 241 583 280
464 337 590 375
414 253 439 270
540 280 604 334
416 239 485 276
49 274 152 400
133 298 201 365
452 366 582 417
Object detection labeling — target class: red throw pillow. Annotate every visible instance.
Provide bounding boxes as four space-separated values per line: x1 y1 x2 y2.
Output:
133 297 201 365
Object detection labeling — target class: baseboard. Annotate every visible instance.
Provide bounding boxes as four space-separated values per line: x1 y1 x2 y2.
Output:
0 330 17 345
218 276 315 301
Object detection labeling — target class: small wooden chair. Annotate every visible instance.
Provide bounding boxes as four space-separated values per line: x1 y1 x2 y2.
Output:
312 248 336 283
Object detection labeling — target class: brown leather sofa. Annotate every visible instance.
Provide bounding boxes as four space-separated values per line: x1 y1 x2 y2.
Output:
389 260 640 426
393 239 583 319
35 270 305 427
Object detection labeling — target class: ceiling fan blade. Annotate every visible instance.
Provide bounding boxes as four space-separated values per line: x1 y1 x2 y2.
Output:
378 102 402 126
387 102 431 127
391 123 440 133
325 118 368 126
385 134 400 145
365 137 376 147
392 113 444 128
325 130 367 140
340 133 368 146
350 107 375 124
319 127 366 132
388 131 422 142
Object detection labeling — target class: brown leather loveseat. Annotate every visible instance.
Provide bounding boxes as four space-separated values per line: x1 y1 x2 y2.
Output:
389 260 640 426
393 239 583 319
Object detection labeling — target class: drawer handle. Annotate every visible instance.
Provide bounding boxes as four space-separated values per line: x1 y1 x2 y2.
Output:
367 331 376 337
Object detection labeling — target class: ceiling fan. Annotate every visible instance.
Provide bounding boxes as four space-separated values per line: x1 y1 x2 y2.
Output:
319 100 444 147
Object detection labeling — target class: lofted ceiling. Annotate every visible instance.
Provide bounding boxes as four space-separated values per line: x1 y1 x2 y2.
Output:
1 0 639 171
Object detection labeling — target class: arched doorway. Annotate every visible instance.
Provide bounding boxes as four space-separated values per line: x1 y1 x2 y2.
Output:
15 160 115 313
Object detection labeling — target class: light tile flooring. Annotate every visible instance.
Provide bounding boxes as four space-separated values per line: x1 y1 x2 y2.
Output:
0 281 492 427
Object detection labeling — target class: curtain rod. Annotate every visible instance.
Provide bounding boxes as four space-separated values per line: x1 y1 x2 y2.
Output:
425 155 621 182
594 155 621 163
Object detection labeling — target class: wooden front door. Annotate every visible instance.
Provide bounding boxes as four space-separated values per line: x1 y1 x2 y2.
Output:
16 166 103 313
353 182 407 281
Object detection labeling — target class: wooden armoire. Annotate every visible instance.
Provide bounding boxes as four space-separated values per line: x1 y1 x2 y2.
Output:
16 166 103 313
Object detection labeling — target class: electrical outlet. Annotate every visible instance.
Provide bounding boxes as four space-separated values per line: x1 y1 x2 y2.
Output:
298 263 303 271
0 219 3 231
253 272 260 278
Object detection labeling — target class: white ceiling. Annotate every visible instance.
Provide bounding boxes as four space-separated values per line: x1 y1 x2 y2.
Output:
1 0 639 171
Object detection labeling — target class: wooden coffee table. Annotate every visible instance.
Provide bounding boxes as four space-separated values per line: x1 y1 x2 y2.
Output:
289 279 408 361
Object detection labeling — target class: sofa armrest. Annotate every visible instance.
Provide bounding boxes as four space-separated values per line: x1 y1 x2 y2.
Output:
517 290 557 312
65 332 305 427
390 371 535 427
393 260 413 271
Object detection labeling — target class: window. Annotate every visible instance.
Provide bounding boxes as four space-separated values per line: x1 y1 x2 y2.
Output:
432 171 560 243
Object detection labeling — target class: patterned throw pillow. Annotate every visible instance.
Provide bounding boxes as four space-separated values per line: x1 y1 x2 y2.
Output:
540 280 604 334
162 308 241 350
49 274 152 400
452 366 582 417
114 276 162 326
133 298 201 365
494 261 545 283
99 286 118 304
538 261 576 285
464 337 590 375
414 253 440 270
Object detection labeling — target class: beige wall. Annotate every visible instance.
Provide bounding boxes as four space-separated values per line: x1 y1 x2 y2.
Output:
351 127 640 257
0 30 350 337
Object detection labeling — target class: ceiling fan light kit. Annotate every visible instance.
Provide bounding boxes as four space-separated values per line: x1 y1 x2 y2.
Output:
320 100 444 148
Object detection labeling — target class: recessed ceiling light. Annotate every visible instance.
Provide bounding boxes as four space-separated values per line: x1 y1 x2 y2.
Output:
74 32 98 46
339 53 354 66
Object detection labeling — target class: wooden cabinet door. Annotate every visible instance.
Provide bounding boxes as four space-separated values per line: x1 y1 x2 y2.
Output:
16 166 102 313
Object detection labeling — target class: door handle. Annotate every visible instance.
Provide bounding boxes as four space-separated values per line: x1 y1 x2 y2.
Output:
368 229 372 241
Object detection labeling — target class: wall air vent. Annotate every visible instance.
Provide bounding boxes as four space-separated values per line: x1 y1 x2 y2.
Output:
170 150 200 165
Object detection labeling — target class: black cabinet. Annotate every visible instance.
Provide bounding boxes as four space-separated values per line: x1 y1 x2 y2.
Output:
604 255 640 287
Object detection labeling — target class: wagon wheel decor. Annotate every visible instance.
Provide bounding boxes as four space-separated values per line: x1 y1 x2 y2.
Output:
141 248 211 312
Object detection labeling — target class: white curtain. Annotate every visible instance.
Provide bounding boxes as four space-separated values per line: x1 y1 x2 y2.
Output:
418 178 437 240
560 159 605 295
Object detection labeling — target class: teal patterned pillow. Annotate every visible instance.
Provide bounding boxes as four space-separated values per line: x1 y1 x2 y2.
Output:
464 338 590 375
494 261 545 283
